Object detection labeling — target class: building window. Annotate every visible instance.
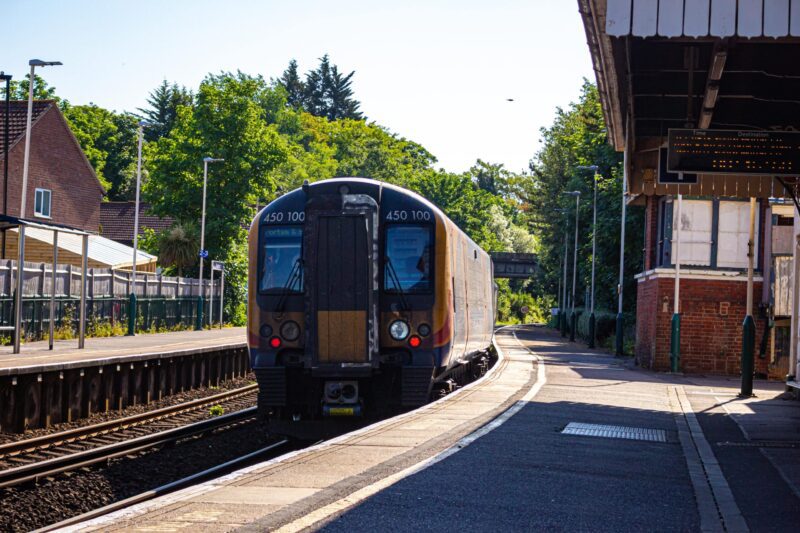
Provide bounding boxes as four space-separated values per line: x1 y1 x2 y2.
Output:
34 188 52 218
657 197 759 270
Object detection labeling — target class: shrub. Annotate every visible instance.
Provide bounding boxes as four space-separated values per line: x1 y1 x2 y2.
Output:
209 405 225 417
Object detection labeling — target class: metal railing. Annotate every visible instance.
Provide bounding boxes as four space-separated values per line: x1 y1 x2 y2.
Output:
0 260 223 341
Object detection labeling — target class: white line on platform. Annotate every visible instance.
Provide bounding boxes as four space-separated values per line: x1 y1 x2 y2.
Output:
274 326 546 533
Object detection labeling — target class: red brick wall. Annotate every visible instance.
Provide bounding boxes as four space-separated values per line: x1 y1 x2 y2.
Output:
0 107 103 232
635 275 770 375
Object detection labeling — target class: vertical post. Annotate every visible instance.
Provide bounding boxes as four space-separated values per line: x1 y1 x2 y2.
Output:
2 72 11 259
791 206 800 384
129 123 144 336
49 230 58 350
740 197 757 397
78 234 88 349
209 265 214 326
20 64 35 219
588 171 598 348
561 227 569 337
197 160 209 331
219 268 224 329
13 226 26 354
570 194 580 342
616 168 628 356
670 194 683 372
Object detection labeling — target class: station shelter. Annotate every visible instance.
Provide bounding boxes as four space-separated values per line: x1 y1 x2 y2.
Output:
579 0 800 388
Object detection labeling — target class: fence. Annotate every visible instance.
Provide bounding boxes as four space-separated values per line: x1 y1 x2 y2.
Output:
0 260 224 340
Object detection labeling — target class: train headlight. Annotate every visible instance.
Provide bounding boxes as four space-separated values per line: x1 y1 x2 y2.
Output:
280 321 301 341
418 323 431 337
259 324 273 338
389 320 410 341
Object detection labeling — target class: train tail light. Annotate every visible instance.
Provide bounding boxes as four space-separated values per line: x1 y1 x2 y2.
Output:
408 335 421 348
269 336 282 349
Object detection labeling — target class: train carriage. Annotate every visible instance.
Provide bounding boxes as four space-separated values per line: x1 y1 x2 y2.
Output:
248 178 495 436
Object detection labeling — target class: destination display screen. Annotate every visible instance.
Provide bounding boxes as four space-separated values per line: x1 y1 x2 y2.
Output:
667 129 800 176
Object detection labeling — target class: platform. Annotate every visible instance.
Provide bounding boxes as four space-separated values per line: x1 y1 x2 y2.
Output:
0 328 249 433
0 327 246 376
66 326 800 532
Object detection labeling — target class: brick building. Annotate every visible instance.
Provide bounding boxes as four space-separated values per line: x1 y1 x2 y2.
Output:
635 196 793 378
99 202 173 248
0 100 105 234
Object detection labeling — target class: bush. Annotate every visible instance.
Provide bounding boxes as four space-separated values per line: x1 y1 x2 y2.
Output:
576 308 616 342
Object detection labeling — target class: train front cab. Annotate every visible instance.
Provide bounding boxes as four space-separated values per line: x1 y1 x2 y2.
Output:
247 179 453 435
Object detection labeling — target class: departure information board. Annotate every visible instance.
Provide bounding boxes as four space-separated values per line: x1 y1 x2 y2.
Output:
667 129 800 176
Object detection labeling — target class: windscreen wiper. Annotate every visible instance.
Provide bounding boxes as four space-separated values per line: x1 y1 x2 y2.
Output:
274 258 303 313
385 257 409 311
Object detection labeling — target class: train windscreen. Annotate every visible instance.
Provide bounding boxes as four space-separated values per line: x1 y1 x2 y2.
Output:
384 225 432 293
260 226 303 293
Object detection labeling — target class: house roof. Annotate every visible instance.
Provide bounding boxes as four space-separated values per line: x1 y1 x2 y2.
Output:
99 202 174 243
10 226 157 269
0 100 54 157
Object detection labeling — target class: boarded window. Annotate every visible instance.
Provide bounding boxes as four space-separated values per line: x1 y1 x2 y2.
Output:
673 200 712 266
717 201 759 268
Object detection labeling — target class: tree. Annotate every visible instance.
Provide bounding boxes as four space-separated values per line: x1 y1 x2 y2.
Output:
1 73 60 102
63 105 139 198
157 221 200 277
527 80 643 314
278 60 305 109
145 72 288 321
137 80 193 142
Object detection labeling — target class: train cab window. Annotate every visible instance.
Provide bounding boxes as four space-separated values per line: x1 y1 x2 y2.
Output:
384 225 432 293
260 226 303 293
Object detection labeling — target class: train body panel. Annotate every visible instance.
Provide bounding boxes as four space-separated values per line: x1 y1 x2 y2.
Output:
247 178 494 434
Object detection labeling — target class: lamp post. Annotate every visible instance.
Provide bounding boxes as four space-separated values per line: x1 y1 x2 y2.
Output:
1 71 10 259
563 190 581 342
127 121 148 336
553 207 569 337
578 165 599 348
196 157 224 330
14 60 60 354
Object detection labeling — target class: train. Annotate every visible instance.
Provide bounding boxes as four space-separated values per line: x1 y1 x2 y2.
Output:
247 177 496 436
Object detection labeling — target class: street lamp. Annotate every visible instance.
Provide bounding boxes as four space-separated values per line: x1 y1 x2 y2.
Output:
14 60 60 354
553 207 569 337
577 165 599 348
196 156 224 330
1 71 11 259
563 190 581 342
20 60 61 219
128 121 149 336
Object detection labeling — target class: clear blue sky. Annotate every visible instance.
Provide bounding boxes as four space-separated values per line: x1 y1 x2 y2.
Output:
6 0 594 174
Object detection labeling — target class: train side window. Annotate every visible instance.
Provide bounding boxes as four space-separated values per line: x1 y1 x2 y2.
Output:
384 225 432 293
260 226 303 293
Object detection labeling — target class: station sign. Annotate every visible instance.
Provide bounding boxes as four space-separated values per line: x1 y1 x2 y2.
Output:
667 129 800 176
211 260 224 271
658 148 697 184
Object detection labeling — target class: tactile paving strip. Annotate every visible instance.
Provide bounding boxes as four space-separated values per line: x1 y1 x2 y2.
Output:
562 422 667 442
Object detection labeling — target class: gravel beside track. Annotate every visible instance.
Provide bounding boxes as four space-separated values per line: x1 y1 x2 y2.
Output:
0 374 256 444
0 420 283 532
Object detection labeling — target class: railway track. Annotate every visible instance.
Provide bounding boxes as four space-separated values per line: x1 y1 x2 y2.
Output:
0 384 259 489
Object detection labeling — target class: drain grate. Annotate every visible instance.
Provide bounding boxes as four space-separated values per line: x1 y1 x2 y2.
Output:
562 422 667 442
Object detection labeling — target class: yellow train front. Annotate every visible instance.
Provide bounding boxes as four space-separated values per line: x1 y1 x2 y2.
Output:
248 178 495 437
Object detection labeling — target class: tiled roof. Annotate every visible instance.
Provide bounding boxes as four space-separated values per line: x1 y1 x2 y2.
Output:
0 100 54 157
99 202 174 245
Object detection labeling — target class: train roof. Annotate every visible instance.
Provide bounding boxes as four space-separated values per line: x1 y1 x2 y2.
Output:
257 177 488 257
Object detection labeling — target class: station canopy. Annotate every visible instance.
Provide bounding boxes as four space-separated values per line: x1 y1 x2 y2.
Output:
579 0 800 201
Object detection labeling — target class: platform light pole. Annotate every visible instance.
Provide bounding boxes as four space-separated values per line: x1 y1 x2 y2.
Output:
196 157 224 331
563 190 581 342
615 160 628 356
128 121 149 336
740 197 757 397
670 193 683 372
553 207 569 337
14 60 61 354
1 72 11 259
578 165 599 348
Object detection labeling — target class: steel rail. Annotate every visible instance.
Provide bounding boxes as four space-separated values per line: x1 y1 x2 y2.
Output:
0 406 258 489
0 383 258 459
34 438 290 533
